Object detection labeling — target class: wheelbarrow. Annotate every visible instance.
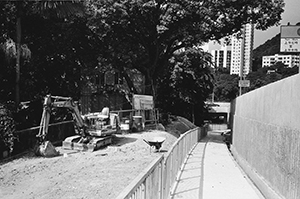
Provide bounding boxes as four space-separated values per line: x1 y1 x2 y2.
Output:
143 136 166 152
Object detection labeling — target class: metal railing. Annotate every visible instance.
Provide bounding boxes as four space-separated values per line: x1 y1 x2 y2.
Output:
111 108 159 125
116 127 205 199
115 155 164 199
163 127 200 198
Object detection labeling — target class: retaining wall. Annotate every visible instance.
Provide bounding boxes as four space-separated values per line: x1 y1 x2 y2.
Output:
231 74 300 199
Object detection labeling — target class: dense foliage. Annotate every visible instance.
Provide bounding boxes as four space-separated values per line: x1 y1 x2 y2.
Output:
246 63 299 92
213 62 299 102
0 103 16 152
0 0 88 103
213 72 239 102
156 48 213 125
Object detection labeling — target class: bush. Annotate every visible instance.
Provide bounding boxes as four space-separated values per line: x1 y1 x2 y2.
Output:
0 103 16 153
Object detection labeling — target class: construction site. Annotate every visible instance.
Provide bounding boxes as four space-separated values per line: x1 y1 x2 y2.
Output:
0 94 197 199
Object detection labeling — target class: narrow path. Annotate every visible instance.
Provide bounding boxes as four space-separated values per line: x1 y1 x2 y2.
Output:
171 132 265 199
171 137 209 199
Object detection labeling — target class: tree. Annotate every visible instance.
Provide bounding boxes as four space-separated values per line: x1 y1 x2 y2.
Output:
0 102 16 153
156 48 214 124
246 62 298 92
19 14 100 100
88 0 284 102
269 62 298 78
0 0 85 105
213 73 239 102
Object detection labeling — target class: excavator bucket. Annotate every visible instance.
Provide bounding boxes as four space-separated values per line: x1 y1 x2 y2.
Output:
34 141 60 157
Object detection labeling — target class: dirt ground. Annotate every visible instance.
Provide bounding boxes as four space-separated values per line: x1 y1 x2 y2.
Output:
0 128 181 199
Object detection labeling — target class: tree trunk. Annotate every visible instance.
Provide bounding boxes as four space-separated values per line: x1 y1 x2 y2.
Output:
15 16 21 105
120 69 138 94
144 72 157 107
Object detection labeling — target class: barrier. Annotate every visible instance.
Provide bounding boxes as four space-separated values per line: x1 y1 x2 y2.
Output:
231 74 300 199
111 108 159 126
116 127 207 199
163 127 200 199
115 155 164 199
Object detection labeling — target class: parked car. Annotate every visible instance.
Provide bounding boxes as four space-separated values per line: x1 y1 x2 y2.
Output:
221 129 232 150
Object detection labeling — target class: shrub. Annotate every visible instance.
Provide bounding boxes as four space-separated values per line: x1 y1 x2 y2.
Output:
0 103 16 153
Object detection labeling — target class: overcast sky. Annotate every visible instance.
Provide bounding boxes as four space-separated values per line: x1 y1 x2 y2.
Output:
254 0 300 48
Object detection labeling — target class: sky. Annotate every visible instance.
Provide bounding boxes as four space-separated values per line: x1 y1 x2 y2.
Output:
254 0 300 48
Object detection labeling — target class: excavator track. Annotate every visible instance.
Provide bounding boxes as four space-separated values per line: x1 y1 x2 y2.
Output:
62 135 112 152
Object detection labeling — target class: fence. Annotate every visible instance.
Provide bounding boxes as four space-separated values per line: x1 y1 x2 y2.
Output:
116 126 207 199
111 108 159 125
115 155 164 199
1 121 74 159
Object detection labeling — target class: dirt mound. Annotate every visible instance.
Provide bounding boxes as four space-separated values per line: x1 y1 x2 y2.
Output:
177 116 197 129
165 116 197 136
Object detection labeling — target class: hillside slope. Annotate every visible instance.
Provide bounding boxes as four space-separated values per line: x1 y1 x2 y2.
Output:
252 33 280 70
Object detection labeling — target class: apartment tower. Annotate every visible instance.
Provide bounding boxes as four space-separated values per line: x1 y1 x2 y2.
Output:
230 23 254 76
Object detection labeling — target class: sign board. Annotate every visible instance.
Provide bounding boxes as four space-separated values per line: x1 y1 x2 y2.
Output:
280 25 300 52
239 80 250 87
132 95 153 110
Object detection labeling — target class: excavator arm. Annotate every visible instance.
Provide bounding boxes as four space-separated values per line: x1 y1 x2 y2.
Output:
36 95 87 142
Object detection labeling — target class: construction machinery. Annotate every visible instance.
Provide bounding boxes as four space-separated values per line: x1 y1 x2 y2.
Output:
35 95 120 156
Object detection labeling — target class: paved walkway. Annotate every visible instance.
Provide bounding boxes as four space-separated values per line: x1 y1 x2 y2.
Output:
171 132 265 199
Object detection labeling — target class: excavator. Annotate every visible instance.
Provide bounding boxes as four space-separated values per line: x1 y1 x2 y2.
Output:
35 95 120 156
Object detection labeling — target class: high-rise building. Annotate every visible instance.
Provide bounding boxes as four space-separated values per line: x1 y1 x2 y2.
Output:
207 39 232 69
205 23 254 76
230 23 254 76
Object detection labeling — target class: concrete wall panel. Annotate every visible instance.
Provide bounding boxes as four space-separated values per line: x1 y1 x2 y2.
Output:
232 74 300 199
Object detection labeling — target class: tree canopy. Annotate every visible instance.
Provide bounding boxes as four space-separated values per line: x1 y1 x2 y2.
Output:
0 0 286 127
246 62 299 91
212 62 299 103
88 0 284 98
0 1 95 102
213 71 239 102
0 0 86 104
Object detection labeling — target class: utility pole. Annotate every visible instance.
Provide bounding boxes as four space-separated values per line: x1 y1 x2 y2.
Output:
239 25 246 96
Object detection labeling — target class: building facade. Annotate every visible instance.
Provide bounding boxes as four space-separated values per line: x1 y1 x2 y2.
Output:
206 23 254 77
211 48 232 69
208 39 232 69
230 23 254 76
262 54 300 68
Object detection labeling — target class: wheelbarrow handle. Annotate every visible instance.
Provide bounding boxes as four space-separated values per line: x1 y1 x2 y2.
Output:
143 139 150 145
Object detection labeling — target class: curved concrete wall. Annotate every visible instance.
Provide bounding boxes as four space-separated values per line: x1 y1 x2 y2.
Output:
231 74 300 199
